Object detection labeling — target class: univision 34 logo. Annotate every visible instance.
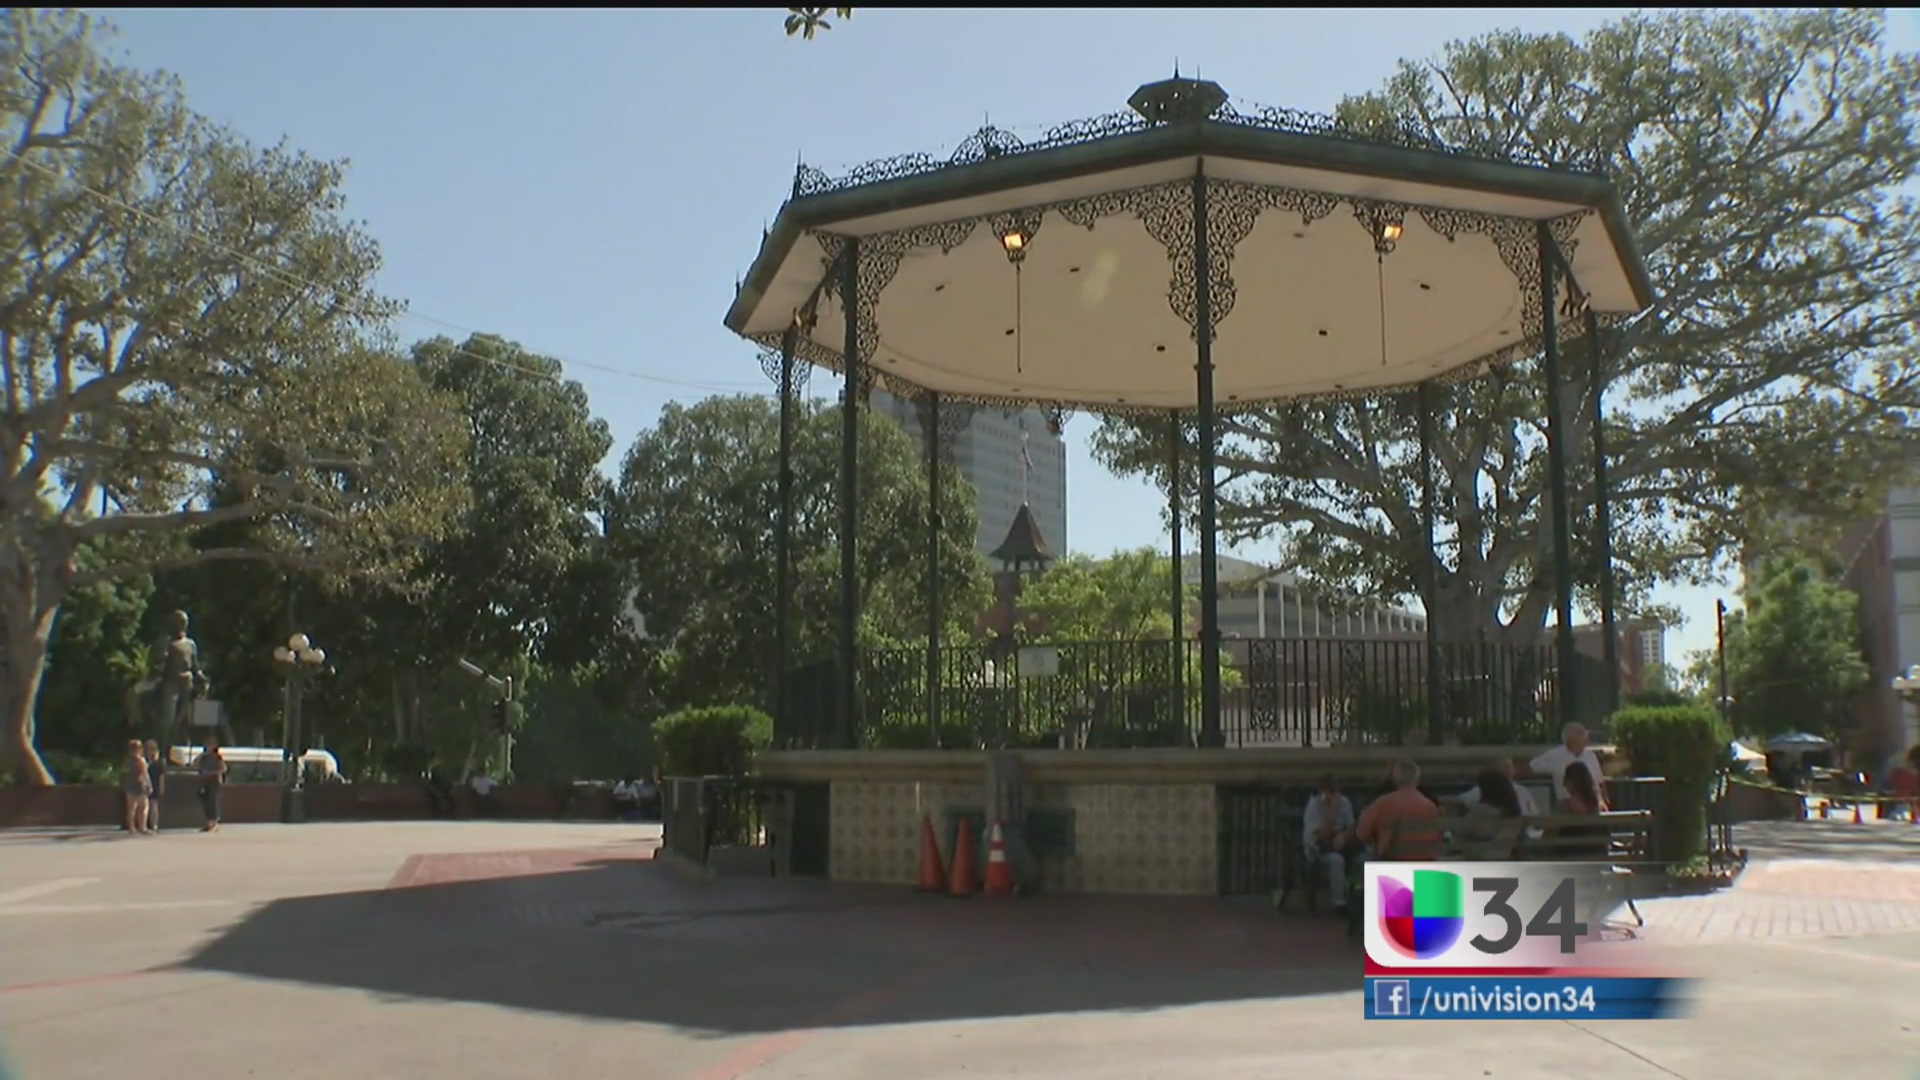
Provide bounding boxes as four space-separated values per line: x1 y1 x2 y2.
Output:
1368 864 1594 966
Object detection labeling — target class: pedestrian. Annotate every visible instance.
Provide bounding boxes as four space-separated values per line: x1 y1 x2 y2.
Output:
143 739 167 833
194 736 227 832
469 771 499 817
121 739 152 835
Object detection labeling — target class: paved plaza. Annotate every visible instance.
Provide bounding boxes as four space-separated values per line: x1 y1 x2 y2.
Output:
2 818 1917 1080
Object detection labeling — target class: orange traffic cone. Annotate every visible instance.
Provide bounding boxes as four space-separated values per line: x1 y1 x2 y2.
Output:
915 813 947 893
983 820 1015 897
948 818 980 897
1854 803 1864 825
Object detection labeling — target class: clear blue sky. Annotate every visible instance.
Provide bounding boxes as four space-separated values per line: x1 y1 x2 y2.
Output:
87 8 1920 671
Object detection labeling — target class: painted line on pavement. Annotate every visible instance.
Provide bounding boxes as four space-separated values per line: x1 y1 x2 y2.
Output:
0 878 98 906
685 958 969 1080
0 899 242 917
0 964 181 996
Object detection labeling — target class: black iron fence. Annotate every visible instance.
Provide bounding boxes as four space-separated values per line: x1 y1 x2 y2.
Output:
660 776 783 864
776 637 1614 751
659 776 834 876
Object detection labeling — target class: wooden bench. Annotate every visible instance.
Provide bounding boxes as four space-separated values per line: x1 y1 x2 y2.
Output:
1344 809 1652 936
1276 792 1380 914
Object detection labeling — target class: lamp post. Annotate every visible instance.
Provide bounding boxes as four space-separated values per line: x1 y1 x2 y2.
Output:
456 659 516 777
274 633 327 824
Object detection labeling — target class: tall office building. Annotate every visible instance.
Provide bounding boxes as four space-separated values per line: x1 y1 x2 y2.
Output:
869 391 1069 557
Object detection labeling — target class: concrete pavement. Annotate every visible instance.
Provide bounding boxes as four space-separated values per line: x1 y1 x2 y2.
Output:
2 819 1917 1080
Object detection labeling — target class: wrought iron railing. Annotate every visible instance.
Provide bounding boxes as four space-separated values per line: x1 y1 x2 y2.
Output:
775 637 1614 751
660 775 792 867
660 777 709 862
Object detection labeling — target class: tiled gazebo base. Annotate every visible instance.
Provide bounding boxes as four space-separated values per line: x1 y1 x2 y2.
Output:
758 746 1597 896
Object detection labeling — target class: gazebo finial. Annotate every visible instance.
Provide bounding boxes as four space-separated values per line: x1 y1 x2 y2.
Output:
1128 74 1229 125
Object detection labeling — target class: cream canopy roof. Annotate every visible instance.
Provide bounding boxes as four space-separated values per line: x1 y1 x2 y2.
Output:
725 80 1653 416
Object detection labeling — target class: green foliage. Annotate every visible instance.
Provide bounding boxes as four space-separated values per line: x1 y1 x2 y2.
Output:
1611 704 1731 863
652 705 772 777
785 7 852 39
1018 548 1190 642
0 11 468 783
1344 683 1426 744
609 396 989 711
35 749 119 786
408 335 615 668
1725 557 1870 739
381 743 434 781
867 716 975 751
35 542 155 761
512 664 650 782
1091 9 1920 642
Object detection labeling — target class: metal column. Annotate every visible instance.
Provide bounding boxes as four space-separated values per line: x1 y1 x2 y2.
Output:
1191 171 1224 748
1168 412 1184 724
1537 222 1577 729
837 239 862 749
774 326 797 738
1586 309 1620 714
1417 381 1444 740
924 391 943 748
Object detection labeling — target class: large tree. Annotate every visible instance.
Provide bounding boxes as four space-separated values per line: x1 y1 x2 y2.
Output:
1093 9 1920 642
0 11 467 782
1725 557 1869 741
143 334 622 779
1018 548 1191 643
608 394 990 711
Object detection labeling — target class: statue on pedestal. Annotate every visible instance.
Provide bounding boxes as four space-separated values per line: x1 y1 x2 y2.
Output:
125 610 210 747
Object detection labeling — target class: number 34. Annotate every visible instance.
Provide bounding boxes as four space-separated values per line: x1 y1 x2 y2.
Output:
1470 877 1589 955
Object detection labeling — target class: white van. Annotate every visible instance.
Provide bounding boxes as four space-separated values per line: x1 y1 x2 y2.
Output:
168 746 341 784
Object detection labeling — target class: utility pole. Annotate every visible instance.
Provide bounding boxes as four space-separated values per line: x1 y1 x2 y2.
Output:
1715 600 1731 722
459 660 515 778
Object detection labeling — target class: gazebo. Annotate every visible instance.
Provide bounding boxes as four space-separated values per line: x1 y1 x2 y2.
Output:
723 77 1651 893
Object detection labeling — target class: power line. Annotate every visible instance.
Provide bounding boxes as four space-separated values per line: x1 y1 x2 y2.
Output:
0 142 768 396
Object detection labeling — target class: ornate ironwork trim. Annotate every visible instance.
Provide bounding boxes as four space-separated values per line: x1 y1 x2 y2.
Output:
749 178 1596 417
913 392 976 464
791 99 1599 200
757 346 813 396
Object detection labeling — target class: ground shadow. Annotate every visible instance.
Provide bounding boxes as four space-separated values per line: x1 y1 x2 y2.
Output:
183 850 1360 1035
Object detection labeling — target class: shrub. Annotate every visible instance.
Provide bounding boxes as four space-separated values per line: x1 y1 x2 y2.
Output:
653 705 773 777
1610 704 1729 863
1346 684 1425 744
38 749 119 786
866 716 976 750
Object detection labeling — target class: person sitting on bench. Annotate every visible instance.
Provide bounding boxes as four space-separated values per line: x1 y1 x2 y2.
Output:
1555 761 1611 859
1301 774 1358 912
1357 760 1441 861
611 776 641 821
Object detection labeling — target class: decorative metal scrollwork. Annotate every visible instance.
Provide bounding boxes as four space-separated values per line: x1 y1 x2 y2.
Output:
750 177 1599 416
790 97 1597 200
914 393 976 464
816 219 976 372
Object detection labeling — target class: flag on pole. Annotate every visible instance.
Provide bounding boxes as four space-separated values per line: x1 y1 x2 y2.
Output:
1020 430 1034 474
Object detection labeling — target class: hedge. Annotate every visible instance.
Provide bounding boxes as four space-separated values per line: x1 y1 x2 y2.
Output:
1610 704 1729 863
652 705 773 777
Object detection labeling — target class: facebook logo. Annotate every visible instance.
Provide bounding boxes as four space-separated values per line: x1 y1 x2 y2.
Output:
1373 979 1412 1017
